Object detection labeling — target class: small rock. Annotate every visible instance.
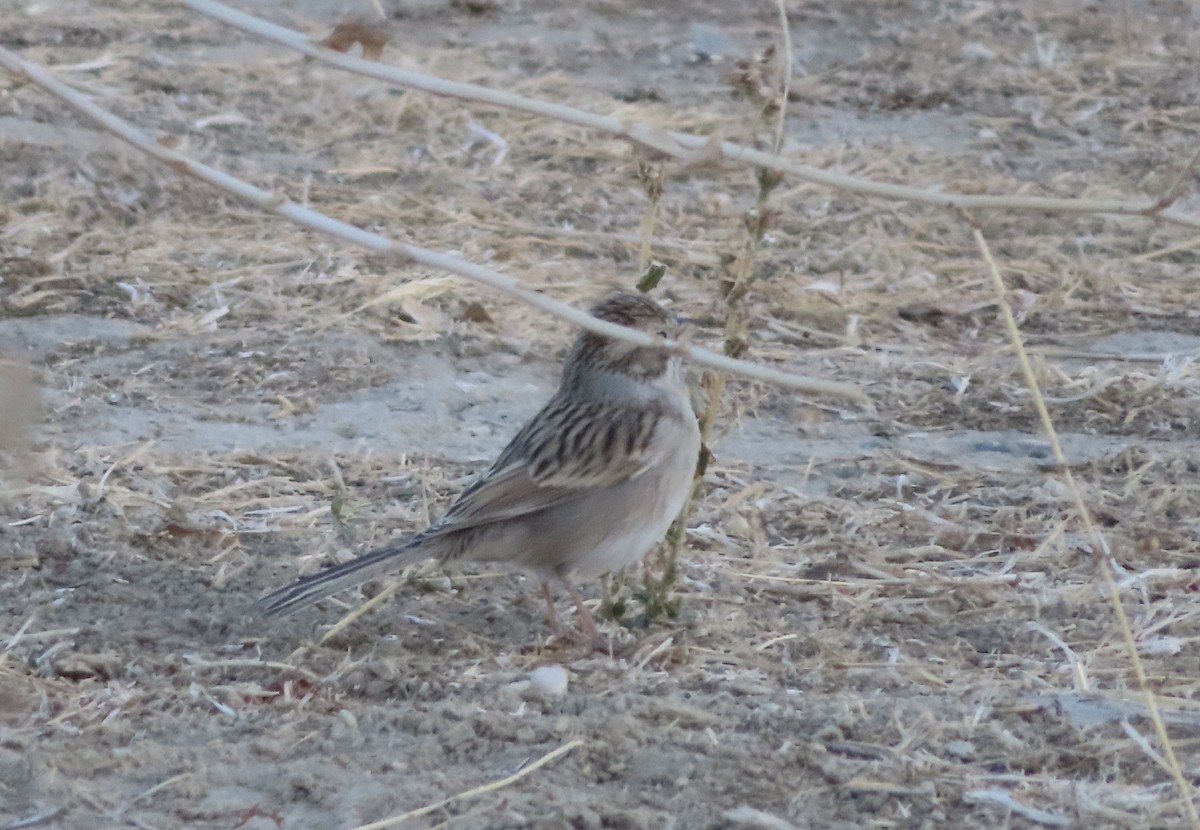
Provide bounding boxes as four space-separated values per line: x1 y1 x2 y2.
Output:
529 665 568 698
945 739 976 761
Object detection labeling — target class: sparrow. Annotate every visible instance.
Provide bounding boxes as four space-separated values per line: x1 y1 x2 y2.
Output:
258 292 701 639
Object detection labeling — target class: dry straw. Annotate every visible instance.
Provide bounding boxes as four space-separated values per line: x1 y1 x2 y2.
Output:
348 739 584 830
973 226 1199 827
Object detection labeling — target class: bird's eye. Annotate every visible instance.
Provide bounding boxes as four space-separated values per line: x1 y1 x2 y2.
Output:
657 329 669 339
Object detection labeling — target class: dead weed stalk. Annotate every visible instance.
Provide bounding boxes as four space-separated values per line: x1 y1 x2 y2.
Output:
632 32 796 623
973 226 1199 827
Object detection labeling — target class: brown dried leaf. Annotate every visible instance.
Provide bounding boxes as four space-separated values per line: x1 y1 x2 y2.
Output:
458 300 494 324
318 17 393 61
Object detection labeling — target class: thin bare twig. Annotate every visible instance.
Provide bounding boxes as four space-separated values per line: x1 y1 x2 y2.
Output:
0 46 864 401
181 0 1200 231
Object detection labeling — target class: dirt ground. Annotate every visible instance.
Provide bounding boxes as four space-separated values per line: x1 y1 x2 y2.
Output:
2 0 1200 828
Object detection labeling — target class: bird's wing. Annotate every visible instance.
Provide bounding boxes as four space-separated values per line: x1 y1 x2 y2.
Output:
423 397 668 535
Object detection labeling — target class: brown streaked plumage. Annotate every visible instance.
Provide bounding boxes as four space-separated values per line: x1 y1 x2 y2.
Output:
257 292 700 639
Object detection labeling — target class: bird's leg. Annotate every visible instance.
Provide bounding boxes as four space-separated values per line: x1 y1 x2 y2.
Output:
564 581 601 643
539 580 564 636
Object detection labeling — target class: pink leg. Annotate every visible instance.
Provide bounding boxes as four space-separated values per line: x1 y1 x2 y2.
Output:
564 582 601 643
539 581 563 636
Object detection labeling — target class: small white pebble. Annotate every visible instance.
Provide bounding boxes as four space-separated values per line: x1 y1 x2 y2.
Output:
528 665 569 698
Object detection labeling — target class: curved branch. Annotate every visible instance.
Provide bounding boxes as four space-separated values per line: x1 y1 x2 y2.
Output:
181 0 1200 231
0 46 866 402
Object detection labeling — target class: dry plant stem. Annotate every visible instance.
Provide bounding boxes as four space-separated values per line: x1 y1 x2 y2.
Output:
348 739 584 830
318 579 402 645
660 14 793 586
1129 235 1200 263
181 0 1200 231
972 227 1200 829
772 0 793 154
0 47 863 403
638 202 659 271
636 162 663 271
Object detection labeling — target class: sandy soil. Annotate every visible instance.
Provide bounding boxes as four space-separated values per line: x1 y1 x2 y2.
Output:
2 1 1199 828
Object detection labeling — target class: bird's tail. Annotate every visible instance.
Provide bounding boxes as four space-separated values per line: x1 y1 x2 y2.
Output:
257 538 433 618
